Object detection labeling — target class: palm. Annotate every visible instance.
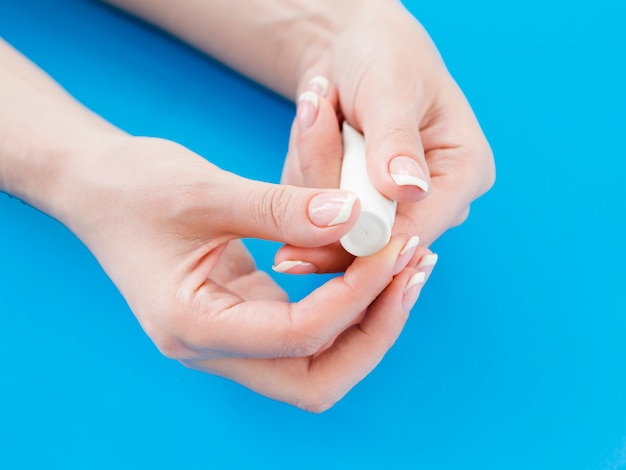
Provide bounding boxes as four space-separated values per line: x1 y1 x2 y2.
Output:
208 240 288 303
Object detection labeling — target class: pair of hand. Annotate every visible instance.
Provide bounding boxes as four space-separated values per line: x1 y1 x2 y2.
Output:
56 2 493 411
64 129 434 413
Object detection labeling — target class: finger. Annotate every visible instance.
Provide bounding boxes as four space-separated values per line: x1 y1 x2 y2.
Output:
209 240 288 302
398 155 491 247
400 87 495 246
173 235 414 359
397 171 474 247
272 242 353 274
282 78 342 188
212 170 360 248
188 253 435 412
299 267 429 405
357 87 431 203
296 95 343 188
273 237 430 276
281 119 305 186
208 240 255 285
281 243 433 357
295 75 339 111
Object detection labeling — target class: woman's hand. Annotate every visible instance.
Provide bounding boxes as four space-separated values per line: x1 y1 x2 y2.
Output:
58 135 435 411
102 0 494 267
0 37 437 412
284 1 495 256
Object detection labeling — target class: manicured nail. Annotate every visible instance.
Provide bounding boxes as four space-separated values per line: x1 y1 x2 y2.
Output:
393 235 420 275
307 76 329 96
296 91 319 133
272 260 318 274
308 191 357 227
416 253 438 269
402 271 426 314
389 156 429 192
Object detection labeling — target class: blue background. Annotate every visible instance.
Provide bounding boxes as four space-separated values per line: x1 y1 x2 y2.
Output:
1 0 625 468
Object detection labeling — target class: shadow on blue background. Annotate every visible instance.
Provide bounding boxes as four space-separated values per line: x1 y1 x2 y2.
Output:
1 1 625 468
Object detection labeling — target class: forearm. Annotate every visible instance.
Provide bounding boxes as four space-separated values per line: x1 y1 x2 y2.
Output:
101 0 366 99
0 39 123 219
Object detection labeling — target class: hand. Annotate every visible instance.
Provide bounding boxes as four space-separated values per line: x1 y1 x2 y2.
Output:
61 136 435 411
0 38 436 412
281 1 494 266
100 1 494 248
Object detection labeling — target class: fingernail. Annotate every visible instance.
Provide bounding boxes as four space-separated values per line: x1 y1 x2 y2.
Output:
272 260 318 274
402 252 437 312
416 253 438 269
307 76 329 96
402 271 426 314
389 156 429 192
308 191 357 227
393 235 420 275
296 91 319 133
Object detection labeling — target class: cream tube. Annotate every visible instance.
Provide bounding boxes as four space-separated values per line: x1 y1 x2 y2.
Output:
340 123 397 257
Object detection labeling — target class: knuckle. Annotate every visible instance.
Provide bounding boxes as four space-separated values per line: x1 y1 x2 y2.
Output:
377 329 399 352
140 295 211 361
483 157 496 194
382 119 421 149
447 141 496 198
285 304 327 357
149 328 190 360
294 390 339 414
285 326 326 357
403 217 422 239
298 400 336 414
259 185 292 238
298 337 325 357
477 141 496 195
452 207 471 228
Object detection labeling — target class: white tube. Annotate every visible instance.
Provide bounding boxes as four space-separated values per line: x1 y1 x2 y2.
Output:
339 123 397 257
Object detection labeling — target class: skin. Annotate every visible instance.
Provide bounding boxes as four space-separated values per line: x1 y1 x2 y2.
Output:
1 0 495 411
102 0 495 267
0 39 434 412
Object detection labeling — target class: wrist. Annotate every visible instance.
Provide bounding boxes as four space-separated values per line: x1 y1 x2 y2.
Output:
0 39 127 222
104 0 364 100
0 122 125 224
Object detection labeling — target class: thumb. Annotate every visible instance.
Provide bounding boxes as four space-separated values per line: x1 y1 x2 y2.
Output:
356 95 431 204
215 171 360 247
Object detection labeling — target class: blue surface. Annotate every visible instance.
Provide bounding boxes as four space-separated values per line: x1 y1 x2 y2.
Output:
1 0 625 468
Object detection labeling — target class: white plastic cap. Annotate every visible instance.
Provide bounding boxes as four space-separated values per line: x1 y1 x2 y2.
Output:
339 123 397 257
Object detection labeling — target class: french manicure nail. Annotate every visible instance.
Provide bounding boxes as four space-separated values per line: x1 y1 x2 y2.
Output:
308 192 357 227
389 156 429 192
272 260 318 274
416 253 438 269
296 91 319 133
393 235 420 275
402 271 426 314
307 76 329 96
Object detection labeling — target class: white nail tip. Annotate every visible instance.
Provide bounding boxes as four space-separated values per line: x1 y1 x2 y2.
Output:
405 272 426 291
308 76 329 96
272 260 307 273
416 253 438 269
390 173 429 192
297 91 319 107
328 193 357 226
401 235 420 255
